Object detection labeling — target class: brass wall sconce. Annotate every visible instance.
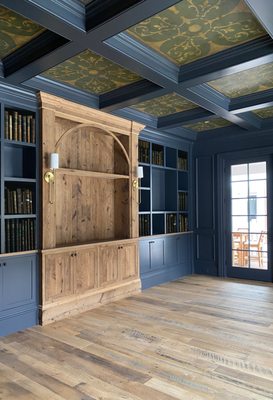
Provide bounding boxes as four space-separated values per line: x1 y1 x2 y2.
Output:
44 153 59 204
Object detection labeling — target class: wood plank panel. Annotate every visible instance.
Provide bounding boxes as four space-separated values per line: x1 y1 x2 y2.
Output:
3 276 273 399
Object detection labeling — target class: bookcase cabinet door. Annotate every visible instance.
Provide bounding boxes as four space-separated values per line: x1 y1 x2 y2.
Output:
43 252 74 302
98 245 119 287
74 248 98 294
119 243 138 281
0 256 37 311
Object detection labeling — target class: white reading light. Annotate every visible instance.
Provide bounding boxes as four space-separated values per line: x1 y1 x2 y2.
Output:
44 152 60 204
137 166 144 179
50 153 59 169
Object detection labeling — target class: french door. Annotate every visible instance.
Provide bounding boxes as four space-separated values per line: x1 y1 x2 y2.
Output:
226 159 272 281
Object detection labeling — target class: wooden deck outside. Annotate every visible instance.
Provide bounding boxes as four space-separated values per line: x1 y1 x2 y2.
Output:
1 275 273 399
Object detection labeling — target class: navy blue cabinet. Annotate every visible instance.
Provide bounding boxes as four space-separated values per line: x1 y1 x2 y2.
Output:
140 234 192 289
0 254 38 336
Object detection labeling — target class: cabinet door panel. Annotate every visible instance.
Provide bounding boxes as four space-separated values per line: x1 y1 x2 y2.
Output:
44 252 73 302
2 256 36 310
74 249 98 293
139 240 150 274
150 239 164 270
164 237 179 266
119 243 138 281
98 246 118 287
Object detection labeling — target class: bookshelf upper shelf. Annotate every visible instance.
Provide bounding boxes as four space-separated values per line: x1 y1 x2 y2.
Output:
56 168 130 180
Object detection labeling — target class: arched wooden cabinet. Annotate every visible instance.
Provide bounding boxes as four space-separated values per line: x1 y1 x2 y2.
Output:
39 93 143 324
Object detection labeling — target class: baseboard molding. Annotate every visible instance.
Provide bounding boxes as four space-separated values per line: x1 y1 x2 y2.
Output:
0 308 38 337
141 265 192 289
40 278 141 325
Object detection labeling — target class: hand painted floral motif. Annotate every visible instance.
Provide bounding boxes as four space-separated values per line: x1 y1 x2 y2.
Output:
208 63 273 98
0 6 45 59
127 0 266 66
42 50 141 95
253 106 273 119
184 118 232 132
131 93 197 117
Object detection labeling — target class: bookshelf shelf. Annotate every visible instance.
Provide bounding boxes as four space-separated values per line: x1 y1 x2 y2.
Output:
56 168 129 180
5 214 36 219
4 140 36 148
4 178 36 183
138 139 190 236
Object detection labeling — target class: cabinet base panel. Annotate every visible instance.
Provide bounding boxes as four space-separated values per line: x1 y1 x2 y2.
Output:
141 264 192 289
0 308 38 337
40 279 141 325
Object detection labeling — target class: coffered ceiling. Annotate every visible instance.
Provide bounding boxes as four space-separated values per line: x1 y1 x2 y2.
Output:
0 0 273 139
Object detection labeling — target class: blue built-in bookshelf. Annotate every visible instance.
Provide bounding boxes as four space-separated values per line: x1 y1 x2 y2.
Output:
138 139 189 236
138 131 193 289
0 88 39 336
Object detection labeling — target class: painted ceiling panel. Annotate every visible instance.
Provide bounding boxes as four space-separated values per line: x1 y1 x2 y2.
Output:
131 93 197 117
0 6 45 59
184 118 232 132
42 50 142 95
253 106 273 119
208 63 273 98
127 0 266 66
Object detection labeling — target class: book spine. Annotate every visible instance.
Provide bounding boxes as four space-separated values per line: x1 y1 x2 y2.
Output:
5 220 10 253
18 114 22 142
4 111 9 139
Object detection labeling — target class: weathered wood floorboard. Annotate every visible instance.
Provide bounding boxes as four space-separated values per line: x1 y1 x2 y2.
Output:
1 275 273 399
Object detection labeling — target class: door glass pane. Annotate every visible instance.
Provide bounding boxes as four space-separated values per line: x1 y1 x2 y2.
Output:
232 216 248 232
249 180 267 197
232 199 248 215
230 162 268 270
249 162 266 180
231 164 248 181
232 181 248 198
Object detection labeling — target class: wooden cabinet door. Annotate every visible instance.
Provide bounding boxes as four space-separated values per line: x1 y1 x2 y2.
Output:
43 251 73 302
98 245 118 287
119 243 138 281
74 248 98 294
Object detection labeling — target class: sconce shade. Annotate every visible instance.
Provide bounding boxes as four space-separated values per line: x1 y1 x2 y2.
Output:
137 166 144 179
50 153 59 169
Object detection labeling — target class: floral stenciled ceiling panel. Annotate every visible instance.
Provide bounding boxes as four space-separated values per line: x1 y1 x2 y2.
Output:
131 93 197 117
208 63 273 98
0 6 45 59
184 118 232 132
127 0 266 66
42 50 142 95
253 106 273 119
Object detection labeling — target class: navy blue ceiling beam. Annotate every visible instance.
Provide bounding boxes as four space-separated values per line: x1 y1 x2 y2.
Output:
86 0 181 36
245 0 273 39
99 81 167 111
0 0 86 41
178 36 273 87
4 41 85 85
229 89 273 114
181 86 261 130
157 108 213 129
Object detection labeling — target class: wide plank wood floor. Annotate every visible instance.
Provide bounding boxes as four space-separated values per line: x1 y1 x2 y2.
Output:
2 275 273 399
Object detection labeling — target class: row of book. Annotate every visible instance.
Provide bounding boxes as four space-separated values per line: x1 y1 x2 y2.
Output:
166 213 177 233
152 148 164 166
179 214 188 232
5 187 34 214
139 140 150 164
177 155 188 171
179 192 188 211
5 109 36 143
5 218 36 253
139 214 150 236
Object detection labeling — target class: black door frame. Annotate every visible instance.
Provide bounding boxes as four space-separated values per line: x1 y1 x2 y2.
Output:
217 149 273 282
